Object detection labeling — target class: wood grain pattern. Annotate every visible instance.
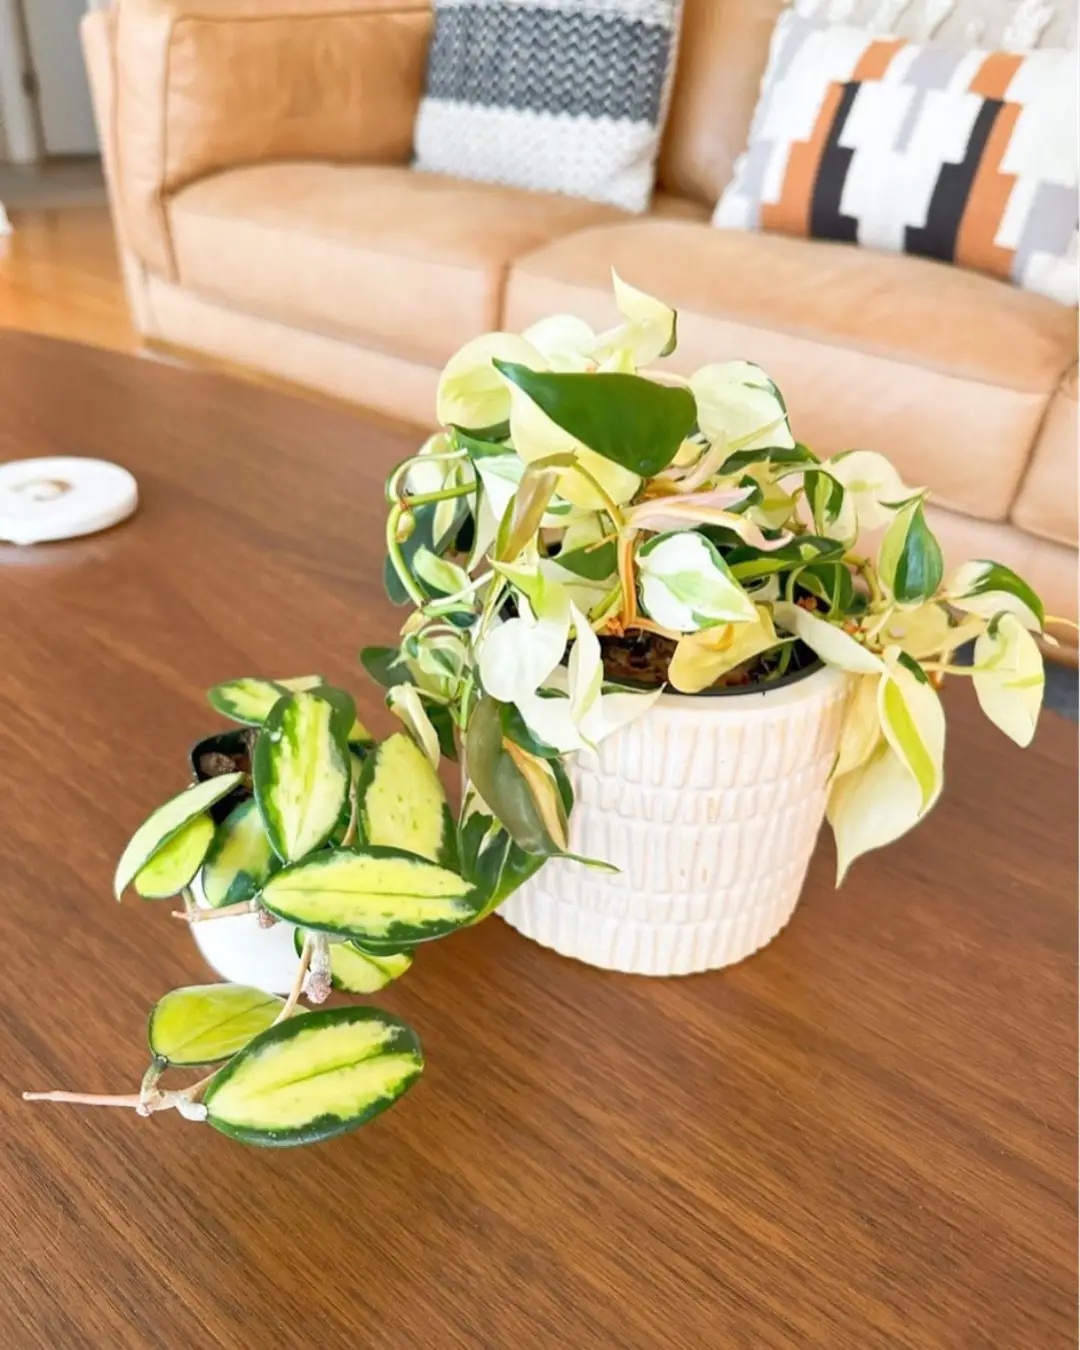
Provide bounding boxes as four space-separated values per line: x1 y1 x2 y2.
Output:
0 332 1074 1350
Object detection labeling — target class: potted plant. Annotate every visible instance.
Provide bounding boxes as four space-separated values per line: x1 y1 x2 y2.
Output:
25 275 1061 1145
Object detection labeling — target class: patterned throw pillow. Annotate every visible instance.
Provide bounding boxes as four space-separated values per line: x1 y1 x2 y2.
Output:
714 13 1079 304
413 0 683 212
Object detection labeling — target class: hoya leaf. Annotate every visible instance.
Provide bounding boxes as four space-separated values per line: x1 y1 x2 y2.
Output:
260 846 483 945
203 1005 423 1147
356 732 456 867
494 361 696 477
134 812 215 899
208 676 324 726
254 691 352 863
292 930 412 994
114 772 244 900
148 984 284 1067
200 798 279 908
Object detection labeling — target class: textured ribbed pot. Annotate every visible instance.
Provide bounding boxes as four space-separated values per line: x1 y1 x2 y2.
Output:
499 665 849 977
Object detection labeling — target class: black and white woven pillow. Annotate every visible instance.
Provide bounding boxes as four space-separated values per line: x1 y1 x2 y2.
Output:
413 0 683 212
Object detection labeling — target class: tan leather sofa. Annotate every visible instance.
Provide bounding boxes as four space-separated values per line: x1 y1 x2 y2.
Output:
83 0 1078 638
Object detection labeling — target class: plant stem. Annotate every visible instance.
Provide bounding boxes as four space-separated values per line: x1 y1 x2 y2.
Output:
397 482 476 510
274 938 313 1025
23 1089 147 1110
570 462 625 530
844 553 884 604
385 504 429 609
172 899 257 923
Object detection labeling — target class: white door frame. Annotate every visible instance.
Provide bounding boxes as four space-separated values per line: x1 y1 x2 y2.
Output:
0 0 42 163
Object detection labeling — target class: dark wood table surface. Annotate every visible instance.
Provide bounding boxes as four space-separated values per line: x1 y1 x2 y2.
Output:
0 332 1075 1350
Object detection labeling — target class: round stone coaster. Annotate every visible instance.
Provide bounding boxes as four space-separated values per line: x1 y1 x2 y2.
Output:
0 457 138 545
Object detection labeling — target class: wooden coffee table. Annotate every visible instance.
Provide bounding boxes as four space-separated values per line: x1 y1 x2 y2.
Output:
0 332 1074 1349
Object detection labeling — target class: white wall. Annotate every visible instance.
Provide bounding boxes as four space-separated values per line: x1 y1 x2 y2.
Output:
0 0 39 163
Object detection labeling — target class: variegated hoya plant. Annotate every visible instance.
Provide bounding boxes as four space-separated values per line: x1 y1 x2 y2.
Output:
26 275 1065 1146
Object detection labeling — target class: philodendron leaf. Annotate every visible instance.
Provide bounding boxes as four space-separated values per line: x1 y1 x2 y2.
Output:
972 613 1045 747
457 806 546 920
134 812 215 899
877 648 945 813
946 560 1044 632
493 361 696 477
260 846 482 946
293 929 412 994
148 984 284 1066
254 691 352 863
115 772 244 900
878 497 943 604
360 645 413 690
208 676 324 726
465 695 570 856
636 530 758 632
200 798 279 908
203 1005 423 1147
772 601 884 674
356 732 457 868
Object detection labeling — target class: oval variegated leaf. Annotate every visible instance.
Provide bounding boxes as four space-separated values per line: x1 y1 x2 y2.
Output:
208 676 325 726
357 732 456 867
134 812 215 899
148 984 284 1066
254 691 352 863
824 450 917 532
200 798 279 908
260 846 482 944
203 1005 423 1147
115 772 244 900
293 929 412 994
828 740 923 884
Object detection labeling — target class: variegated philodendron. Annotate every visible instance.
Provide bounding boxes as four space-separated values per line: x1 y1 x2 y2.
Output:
27 277 1067 1147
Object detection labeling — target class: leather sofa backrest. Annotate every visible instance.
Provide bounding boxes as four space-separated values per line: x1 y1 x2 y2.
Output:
659 0 787 207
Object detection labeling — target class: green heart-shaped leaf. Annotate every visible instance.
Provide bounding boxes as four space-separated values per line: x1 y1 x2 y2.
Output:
148 984 284 1066
260 846 482 945
203 1005 423 1147
115 772 244 900
493 362 696 477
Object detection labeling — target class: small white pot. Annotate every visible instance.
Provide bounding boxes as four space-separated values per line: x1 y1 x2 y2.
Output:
499 665 849 977
189 875 299 996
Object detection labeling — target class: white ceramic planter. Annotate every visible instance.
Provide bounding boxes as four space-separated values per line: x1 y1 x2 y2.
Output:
499 665 849 977
189 875 300 996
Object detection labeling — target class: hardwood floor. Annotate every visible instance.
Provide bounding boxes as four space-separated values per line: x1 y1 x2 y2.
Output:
0 203 136 354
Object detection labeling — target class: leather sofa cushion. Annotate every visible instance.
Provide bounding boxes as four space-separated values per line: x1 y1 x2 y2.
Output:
1012 365 1079 547
658 0 786 206
506 220 1078 522
167 162 621 368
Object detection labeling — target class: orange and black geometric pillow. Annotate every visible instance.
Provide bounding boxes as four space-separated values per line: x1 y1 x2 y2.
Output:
714 15 1078 304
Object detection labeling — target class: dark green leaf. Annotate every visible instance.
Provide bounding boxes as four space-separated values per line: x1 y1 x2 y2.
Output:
492 361 696 476
464 696 564 855
718 442 818 475
554 537 618 580
361 645 414 690
726 535 844 581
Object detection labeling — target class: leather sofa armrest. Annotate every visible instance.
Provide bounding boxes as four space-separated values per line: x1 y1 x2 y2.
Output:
112 0 433 279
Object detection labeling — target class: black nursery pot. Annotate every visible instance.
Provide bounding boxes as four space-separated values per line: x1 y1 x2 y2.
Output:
188 727 256 823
